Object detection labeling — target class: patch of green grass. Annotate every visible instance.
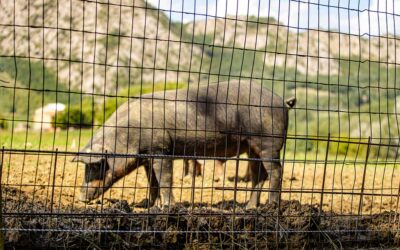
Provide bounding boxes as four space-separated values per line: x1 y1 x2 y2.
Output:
0 129 93 150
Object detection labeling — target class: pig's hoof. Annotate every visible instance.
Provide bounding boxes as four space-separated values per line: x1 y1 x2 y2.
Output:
241 176 251 182
161 200 175 209
227 176 236 182
245 203 257 210
182 175 192 183
133 198 152 208
154 198 163 208
218 200 234 210
156 203 173 211
267 198 280 206
227 176 250 183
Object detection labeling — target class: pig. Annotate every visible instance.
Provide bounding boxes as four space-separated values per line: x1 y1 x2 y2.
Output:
73 80 295 209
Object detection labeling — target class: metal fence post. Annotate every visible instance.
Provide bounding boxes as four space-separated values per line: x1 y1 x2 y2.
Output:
50 148 58 214
0 147 5 250
319 134 331 215
356 136 372 241
358 137 372 217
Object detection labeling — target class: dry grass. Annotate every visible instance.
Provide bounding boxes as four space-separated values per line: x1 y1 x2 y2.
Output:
2 153 400 214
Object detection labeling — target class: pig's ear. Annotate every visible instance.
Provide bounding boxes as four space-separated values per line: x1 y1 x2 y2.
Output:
72 154 104 164
72 144 108 164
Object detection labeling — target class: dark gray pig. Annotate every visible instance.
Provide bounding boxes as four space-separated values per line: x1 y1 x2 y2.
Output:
73 80 295 208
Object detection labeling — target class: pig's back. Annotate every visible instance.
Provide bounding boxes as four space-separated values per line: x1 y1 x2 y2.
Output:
137 81 286 136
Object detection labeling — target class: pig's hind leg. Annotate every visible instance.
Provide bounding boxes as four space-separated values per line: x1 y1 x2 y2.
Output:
183 159 202 177
246 150 268 209
152 158 176 208
133 164 160 208
259 148 282 204
246 142 282 207
142 164 160 208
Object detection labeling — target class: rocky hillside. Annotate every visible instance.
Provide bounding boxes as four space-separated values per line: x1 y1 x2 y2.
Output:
1 1 399 100
0 0 204 93
1 0 399 93
185 16 400 76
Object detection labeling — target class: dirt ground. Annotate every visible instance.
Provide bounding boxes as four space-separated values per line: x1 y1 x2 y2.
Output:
2 153 400 215
2 185 400 249
2 153 400 248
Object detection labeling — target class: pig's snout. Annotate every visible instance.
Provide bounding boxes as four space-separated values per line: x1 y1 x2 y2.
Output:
79 180 103 202
79 159 116 202
79 192 91 202
79 176 114 202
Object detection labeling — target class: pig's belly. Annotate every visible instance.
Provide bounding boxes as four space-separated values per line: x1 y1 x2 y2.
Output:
171 132 247 158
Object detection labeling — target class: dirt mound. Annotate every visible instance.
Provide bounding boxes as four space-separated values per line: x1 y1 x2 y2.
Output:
1 187 399 249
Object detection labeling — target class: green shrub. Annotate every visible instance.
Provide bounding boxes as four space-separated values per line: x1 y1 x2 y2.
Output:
53 103 94 129
0 115 8 129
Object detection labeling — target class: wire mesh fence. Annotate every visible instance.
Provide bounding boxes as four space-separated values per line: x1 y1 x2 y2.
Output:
1 0 400 248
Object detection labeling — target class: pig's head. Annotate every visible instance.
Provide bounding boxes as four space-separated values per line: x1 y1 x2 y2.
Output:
72 143 137 202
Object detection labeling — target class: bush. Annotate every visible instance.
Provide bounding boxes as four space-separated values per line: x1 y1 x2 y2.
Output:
53 103 94 129
0 115 8 129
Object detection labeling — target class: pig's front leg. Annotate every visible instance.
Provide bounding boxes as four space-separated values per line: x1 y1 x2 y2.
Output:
152 158 175 208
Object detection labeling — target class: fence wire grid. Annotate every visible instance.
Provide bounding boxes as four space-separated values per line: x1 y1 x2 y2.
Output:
1 0 400 248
